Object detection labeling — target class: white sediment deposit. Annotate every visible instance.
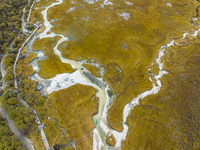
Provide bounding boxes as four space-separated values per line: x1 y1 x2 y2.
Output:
27 0 200 149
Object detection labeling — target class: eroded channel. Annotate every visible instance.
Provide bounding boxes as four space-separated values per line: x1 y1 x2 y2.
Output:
26 0 200 149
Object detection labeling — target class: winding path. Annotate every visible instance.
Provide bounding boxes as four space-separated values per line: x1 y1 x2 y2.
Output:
1 56 6 89
22 7 28 34
0 56 35 149
0 1 50 149
13 25 52 150
0 107 34 150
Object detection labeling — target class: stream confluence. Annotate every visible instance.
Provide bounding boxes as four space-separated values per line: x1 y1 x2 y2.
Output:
27 0 200 149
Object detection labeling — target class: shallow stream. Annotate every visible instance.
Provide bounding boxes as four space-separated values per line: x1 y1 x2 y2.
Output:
27 0 200 149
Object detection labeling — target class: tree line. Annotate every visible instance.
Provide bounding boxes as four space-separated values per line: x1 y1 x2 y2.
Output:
0 0 34 54
0 0 50 149
0 113 26 150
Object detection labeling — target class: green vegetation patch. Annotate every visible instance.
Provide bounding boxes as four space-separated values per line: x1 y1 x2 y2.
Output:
0 113 26 150
32 37 76 79
0 0 29 54
3 54 16 70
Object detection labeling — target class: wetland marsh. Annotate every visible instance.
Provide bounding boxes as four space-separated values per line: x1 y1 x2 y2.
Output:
19 0 200 149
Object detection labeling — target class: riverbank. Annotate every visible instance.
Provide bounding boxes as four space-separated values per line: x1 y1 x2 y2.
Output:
21 0 200 149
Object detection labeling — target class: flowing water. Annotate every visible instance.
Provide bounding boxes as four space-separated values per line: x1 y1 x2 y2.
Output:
27 0 200 149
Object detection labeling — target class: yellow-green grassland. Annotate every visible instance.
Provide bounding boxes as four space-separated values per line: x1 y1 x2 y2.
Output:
47 0 199 131
32 36 76 79
44 84 98 149
20 0 200 149
123 31 200 150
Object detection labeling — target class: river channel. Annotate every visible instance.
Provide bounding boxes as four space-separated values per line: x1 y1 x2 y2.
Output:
26 0 200 149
